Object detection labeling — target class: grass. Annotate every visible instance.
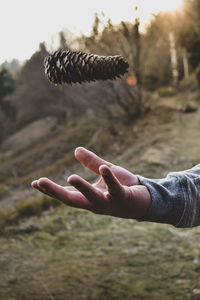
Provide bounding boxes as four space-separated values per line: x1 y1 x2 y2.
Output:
14 195 60 218
0 195 61 233
179 73 198 92
0 184 8 198
158 87 177 97
1 208 200 300
1 90 200 299
0 120 100 185
37 153 75 178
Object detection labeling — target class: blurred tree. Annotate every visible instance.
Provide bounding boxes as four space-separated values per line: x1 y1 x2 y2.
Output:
0 67 16 119
0 108 7 143
195 64 200 88
1 59 20 74
178 0 200 69
81 12 143 122
9 42 53 127
58 30 74 51
182 48 189 79
7 4 200 137
0 68 15 100
59 31 69 50
121 11 142 114
0 68 16 142
8 42 88 129
92 13 100 37
142 13 181 90
169 32 179 87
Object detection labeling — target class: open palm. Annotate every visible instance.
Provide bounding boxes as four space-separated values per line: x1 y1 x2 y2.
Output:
32 147 151 219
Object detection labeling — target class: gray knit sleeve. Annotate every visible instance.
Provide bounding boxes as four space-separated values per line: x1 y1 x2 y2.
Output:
137 164 200 228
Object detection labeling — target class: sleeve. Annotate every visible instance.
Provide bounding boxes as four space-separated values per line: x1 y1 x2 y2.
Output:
137 164 200 228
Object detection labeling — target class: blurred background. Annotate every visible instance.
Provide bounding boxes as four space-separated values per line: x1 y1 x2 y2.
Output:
1 0 200 299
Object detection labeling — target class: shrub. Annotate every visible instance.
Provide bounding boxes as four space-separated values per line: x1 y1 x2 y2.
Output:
14 195 60 219
196 64 200 88
158 87 177 97
0 195 61 234
179 73 198 92
0 184 8 198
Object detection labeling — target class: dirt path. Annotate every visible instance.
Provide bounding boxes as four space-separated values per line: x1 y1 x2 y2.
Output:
177 107 200 167
137 97 200 176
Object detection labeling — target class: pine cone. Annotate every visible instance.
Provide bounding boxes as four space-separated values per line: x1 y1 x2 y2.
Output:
44 50 129 85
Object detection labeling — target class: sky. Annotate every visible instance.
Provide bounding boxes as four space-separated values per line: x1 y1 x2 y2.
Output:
0 0 182 64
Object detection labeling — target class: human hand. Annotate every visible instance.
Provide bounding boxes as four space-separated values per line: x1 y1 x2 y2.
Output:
32 147 151 219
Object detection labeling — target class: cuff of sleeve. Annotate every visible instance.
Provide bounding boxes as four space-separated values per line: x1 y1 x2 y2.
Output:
136 175 186 227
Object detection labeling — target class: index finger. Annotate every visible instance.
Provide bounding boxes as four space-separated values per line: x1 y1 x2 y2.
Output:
36 177 93 209
99 165 126 199
75 147 112 174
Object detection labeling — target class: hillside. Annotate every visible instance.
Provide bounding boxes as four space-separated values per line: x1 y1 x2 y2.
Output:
0 90 200 299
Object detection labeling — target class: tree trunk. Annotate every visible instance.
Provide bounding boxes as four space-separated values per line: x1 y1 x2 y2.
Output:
169 32 179 87
182 48 189 79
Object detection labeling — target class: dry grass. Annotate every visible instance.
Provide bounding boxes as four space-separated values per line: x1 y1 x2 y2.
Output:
1 90 200 299
0 195 60 233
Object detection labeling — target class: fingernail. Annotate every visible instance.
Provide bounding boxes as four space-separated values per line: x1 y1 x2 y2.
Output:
38 178 48 186
67 175 73 184
100 166 109 176
67 174 79 185
75 147 84 157
31 180 37 187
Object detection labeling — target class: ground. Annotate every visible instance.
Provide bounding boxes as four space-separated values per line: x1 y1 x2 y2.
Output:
0 90 200 300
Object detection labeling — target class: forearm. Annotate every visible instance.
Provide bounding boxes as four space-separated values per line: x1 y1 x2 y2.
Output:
137 164 200 228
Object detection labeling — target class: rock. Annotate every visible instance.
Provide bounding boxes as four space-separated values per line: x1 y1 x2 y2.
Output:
183 104 198 113
4 223 41 235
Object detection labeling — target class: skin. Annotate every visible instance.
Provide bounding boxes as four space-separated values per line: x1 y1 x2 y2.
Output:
32 147 151 219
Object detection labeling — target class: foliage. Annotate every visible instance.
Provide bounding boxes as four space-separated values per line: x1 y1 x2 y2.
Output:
179 72 198 91
0 68 15 100
195 64 200 88
0 184 8 198
7 43 94 130
0 195 60 233
0 67 16 142
178 0 200 70
158 87 177 97
0 85 200 298
1 206 200 299
3 8 199 133
1 6 200 299
1 4 200 136
80 15 143 121
0 67 16 120
0 58 20 74
14 195 60 219
142 12 181 90
0 120 103 188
